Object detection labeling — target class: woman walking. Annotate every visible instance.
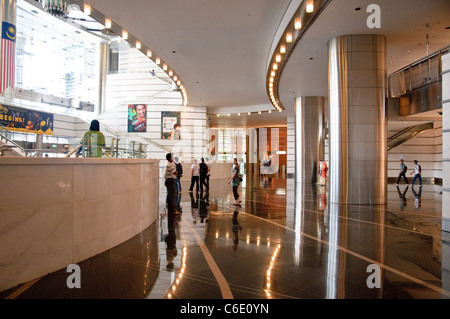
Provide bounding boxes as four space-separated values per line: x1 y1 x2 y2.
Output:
228 158 242 206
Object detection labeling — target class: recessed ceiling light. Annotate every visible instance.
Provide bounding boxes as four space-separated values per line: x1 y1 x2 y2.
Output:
355 7 361 11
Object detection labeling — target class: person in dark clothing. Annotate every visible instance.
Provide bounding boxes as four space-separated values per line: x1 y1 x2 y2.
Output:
174 156 183 192
199 157 209 192
228 158 242 206
395 159 408 185
164 153 178 215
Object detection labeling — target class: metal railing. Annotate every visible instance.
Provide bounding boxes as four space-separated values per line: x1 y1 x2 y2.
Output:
388 45 450 98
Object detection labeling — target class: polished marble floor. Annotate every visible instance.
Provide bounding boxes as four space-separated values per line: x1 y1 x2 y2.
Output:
1 175 449 299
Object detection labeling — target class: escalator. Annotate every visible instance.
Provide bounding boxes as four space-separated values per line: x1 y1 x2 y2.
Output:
387 122 433 151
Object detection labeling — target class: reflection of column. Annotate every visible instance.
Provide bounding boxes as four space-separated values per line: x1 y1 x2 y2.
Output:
441 51 450 292
286 117 295 179
247 128 257 176
285 177 295 229
295 96 325 185
326 203 347 299
0 0 16 94
328 34 387 204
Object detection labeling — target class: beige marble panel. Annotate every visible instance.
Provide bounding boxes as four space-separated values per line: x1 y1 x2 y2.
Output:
0 158 159 292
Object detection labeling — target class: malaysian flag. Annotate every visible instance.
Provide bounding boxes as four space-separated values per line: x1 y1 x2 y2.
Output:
0 21 16 94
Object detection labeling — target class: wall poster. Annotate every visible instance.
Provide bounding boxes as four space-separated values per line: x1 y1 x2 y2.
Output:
161 111 181 140
128 104 147 132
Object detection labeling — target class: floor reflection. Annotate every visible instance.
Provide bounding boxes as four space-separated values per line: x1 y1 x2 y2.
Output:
2 175 449 299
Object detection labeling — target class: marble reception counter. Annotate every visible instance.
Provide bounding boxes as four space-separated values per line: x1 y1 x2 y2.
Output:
0 157 159 292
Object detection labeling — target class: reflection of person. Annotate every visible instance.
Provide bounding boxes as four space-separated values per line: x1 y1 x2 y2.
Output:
231 210 242 251
190 191 199 224
165 153 178 215
396 185 409 211
410 160 422 186
228 158 242 206
318 185 327 211
411 185 422 210
199 191 210 224
189 159 200 192
165 212 178 271
82 119 105 157
395 159 408 185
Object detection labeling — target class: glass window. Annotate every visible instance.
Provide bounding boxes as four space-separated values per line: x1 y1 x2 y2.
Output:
15 0 102 107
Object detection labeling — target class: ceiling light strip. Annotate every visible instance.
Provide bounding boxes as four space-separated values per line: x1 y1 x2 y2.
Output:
72 1 188 106
266 0 331 112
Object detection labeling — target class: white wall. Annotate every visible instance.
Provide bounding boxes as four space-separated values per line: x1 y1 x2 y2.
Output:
99 45 207 161
388 121 442 181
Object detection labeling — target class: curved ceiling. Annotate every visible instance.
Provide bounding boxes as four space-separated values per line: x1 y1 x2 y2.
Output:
279 0 450 117
83 0 450 127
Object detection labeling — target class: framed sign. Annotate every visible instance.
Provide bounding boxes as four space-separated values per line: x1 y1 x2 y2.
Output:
128 104 147 132
161 111 181 140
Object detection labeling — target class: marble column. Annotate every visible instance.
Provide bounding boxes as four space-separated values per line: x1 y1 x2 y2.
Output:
441 51 450 293
328 34 387 205
295 96 326 185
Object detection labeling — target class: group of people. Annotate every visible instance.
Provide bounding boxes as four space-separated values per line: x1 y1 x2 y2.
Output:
395 159 422 186
189 158 211 193
164 154 243 214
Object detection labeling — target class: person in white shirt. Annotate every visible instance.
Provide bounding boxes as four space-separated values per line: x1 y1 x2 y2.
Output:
409 160 422 186
189 159 200 192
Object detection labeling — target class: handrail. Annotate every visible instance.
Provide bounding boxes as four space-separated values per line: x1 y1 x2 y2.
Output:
0 125 27 156
387 122 433 151
389 45 450 78
388 45 449 99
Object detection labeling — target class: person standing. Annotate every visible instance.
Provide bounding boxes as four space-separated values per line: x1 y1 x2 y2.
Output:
410 160 422 186
317 160 328 186
205 157 211 191
228 158 242 206
165 153 178 215
189 159 200 192
395 159 408 185
199 157 209 192
174 156 183 193
82 119 105 157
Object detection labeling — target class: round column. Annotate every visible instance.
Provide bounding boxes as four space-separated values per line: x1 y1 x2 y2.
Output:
295 96 325 185
328 34 387 204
